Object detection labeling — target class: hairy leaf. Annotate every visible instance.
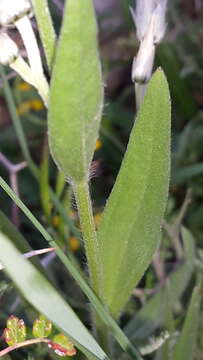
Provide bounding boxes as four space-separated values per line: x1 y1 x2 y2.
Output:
97 69 171 316
48 0 103 182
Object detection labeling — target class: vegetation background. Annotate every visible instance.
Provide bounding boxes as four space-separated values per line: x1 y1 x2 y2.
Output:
0 0 203 359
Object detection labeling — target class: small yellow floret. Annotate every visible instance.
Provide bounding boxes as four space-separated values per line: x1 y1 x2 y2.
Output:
30 99 44 111
16 99 44 115
95 139 102 151
16 81 32 91
69 236 80 252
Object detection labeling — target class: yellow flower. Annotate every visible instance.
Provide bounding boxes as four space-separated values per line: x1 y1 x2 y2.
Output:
16 99 44 115
69 236 80 252
30 99 44 111
16 81 32 91
95 139 102 151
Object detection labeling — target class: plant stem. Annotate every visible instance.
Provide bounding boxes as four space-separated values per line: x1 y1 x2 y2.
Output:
31 0 56 71
0 176 143 360
135 83 147 111
0 338 50 357
94 315 112 357
73 182 116 356
0 247 54 271
73 181 101 292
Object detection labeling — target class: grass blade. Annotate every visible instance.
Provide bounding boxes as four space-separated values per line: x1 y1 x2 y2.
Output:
172 278 202 360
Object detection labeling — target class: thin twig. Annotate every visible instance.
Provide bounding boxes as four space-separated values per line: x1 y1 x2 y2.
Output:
163 188 192 259
0 153 27 173
152 248 165 281
133 258 184 300
0 338 50 357
0 248 55 271
174 188 192 229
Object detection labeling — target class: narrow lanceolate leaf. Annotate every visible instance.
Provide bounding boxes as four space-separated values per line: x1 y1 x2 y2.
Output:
0 233 108 360
172 279 202 360
48 0 103 182
97 69 171 316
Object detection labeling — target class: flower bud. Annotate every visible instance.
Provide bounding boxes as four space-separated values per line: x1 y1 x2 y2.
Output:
0 0 48 107
0 32 19 65
132 40 155 84
131 0 167 84
0 0 31 26
131 0 167 43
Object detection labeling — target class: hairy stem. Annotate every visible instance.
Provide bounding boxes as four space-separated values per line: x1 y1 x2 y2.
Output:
73 181 101 292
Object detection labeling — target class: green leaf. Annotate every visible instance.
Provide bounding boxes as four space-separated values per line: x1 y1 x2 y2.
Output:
3 316 26 346
0 232 108 360
124 227 195 342
97 69 171 316
33 315 52 338
48 0 103 182
172 279 202 360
